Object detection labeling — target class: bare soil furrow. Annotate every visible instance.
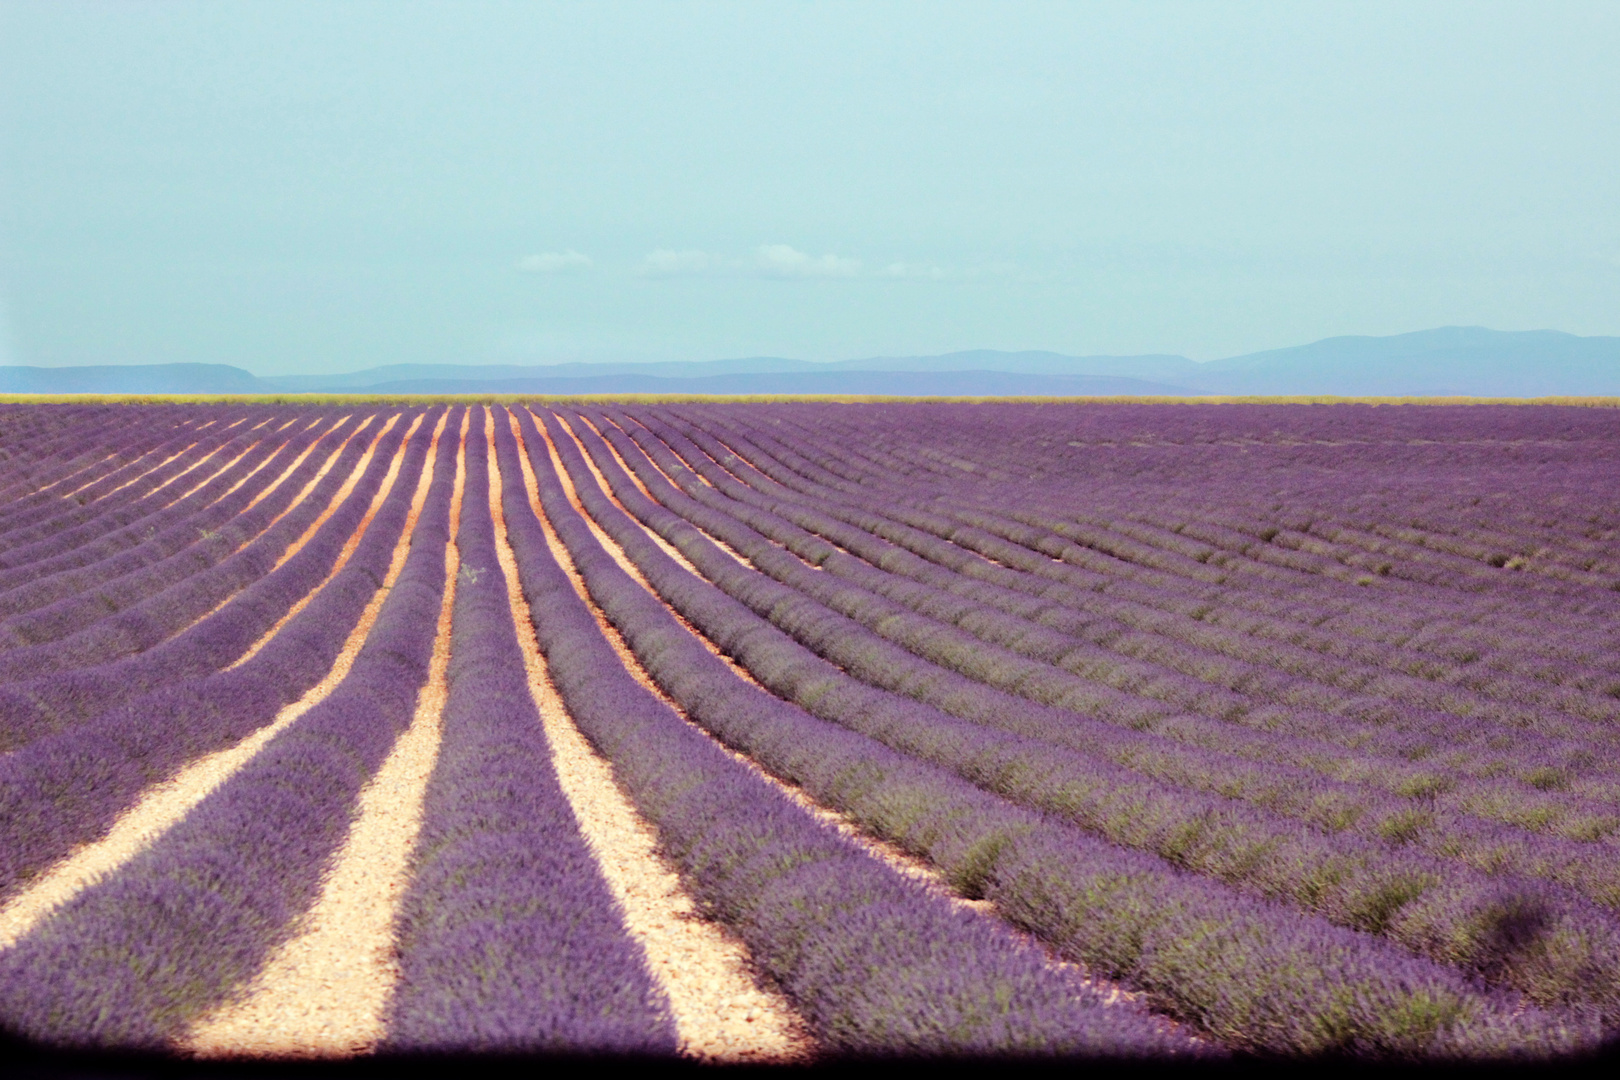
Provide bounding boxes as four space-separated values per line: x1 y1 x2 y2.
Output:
179 410 467 1058
525 409 1162 1032
0 419 445 957
498 410 809 1062
226 411 441 672
172 413 402 650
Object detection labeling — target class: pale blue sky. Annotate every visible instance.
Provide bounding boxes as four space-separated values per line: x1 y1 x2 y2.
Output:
2 0 1617 375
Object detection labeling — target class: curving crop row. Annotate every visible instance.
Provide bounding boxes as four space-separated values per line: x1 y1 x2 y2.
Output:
642 410 1620 782
498 409 1191 1058
693 411 1620 817
0 415 379 682
587 410 1620 890
383 413 676 1053
517 407 1588 1057
0 410 425 748
722 402 1613 628
0 412 342 618
0 409 204 539
0 407 178 517
0 401 1613 1060
618 411 1620 819
706 405 1620 662
0 417 366 663
0 410 272 566
0 410 290 561
0 410 458 1048
0 407 445 900
686 405 1620 663
552 408 1620 1019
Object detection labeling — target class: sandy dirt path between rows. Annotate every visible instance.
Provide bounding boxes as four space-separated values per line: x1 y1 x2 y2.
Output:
0 416 445 957
577 412 784 573
133 439 257 507
190 411 358 510
11 413 300 556
64 438 200 501
54 416 213 501
637 410 1049 578
593 411 866 580
226 411 429 670
60 413 256 502
580 412 770 572
542 410 1180 1030
180 410 468 1058
499 410 810 1063
244 414 375 519
188 406 808 1060
599 412 1044 618
182 413 393 642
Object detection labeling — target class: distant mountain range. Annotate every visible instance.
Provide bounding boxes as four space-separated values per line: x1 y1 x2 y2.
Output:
4 327 1618 397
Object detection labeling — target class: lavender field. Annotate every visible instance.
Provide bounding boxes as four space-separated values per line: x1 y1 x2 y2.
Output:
2 400 1619 1062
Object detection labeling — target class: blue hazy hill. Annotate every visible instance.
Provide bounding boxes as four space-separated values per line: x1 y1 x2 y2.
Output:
327 370 1192 397
1181 327 1620 396
4 328 1617 397
0 363 264 394
255 352 1196 392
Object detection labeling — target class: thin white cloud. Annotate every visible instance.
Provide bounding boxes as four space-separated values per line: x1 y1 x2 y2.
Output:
634 244 996 282
637 249 727 277
883 261 950 280
516 250 592 273
755 244 860 278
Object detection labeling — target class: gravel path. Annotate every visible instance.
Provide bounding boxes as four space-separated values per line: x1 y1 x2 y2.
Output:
181 410 467 1057
228 411 430 670
1 404 1193 1056
0 415 434 957
541 409 1197 1043
499 410 811 1063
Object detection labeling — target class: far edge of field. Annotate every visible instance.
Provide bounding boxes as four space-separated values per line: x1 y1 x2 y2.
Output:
4 394 1620 407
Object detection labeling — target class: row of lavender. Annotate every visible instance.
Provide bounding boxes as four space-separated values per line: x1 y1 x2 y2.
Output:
0 401 1615 1058
634 404 1620 809
554 401 1620 1051
0 404 1187 1058
602 411 1620 856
